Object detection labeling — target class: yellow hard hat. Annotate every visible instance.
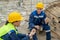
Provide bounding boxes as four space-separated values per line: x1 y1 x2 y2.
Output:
8 11 23 23
36 2 44 9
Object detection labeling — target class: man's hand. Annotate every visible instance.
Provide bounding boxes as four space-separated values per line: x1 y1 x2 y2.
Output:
35 25 40 30
45 17 49 24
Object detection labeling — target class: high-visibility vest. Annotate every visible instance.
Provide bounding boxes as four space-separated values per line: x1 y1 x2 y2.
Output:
0 23 17 40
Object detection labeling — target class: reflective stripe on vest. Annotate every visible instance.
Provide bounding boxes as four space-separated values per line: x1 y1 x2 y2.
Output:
0 23 17 37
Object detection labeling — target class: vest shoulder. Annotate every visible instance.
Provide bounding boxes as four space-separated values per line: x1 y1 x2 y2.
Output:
0 23 16 37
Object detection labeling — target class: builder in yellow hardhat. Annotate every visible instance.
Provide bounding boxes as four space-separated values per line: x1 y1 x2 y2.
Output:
29 2 51 40
0 11 35 40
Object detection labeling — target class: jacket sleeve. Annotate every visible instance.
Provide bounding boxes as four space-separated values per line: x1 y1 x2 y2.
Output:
43 12 46 20
17 33 27 38
29 13 35 28
8 30 20 40
8 30 30 40
17 33 30 40
42 11 49 24
21 35 30 40
1 33 10 40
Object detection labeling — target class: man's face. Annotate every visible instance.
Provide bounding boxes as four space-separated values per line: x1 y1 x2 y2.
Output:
13 21 21 27
37 8 42 14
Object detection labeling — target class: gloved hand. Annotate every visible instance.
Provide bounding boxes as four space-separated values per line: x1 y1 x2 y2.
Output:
29 28 36 39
